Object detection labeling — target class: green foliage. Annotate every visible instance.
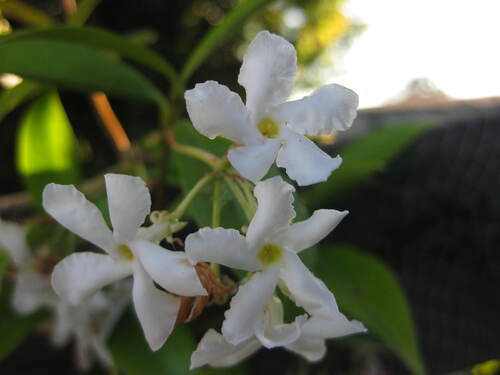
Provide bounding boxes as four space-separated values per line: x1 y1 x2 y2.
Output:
0 38 165 104
0 26 178 85
0 80 43 123
0 0 53 26
317 245 426 375
0 287 47 362
110 311 248 375
305 123 430 208
181 0 275 81
15 91 80 207
67 0 102 26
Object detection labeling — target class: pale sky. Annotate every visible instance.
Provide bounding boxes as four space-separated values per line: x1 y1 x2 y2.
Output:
327 0 500 108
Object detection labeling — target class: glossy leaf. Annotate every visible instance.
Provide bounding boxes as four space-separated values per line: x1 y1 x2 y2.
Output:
110 311 248 375
0 39 165 103
0 80 43 122
181 0 274 81
15 91 80 207
318 245 426 375
0 26 178 84
305 123 430 208
0 287 47 362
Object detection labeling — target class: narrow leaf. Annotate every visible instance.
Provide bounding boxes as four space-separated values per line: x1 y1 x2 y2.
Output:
0 80 43 122
305 123 430 208
0 0 53 26
181 0 274 81
0 38 165 103
317 245 426 375
15 91 80 207
68 0 102 26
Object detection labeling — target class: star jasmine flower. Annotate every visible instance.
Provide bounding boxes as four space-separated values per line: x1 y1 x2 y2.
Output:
190 296 366 369
43 173 207 350
185 176 348 345
184 30 358 186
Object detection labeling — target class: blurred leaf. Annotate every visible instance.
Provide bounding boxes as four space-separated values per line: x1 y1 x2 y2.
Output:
111 311 248 375
0 26 178 85
305 123 430 208
0 38 165 104
181 0 274 81
15 91 80 207
0 251 8 290
172 121 247 228
0 80 44 122
0 286 47 362
0 0 53 26
317 245 426 375
68 0 102 26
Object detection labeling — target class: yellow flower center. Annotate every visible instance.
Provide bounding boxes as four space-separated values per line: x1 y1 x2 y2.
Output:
257 117 280 138
257 243 283 266
117 244 134 261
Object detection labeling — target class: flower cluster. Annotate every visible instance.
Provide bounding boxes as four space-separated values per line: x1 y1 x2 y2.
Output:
1 30 364 371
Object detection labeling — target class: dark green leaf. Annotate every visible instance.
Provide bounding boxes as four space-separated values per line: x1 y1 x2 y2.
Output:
0 38 165 103
0 26 178 85
181 0 274 81
0 80 43 122
317 245 426 375
111 311 248 375
0 286 47 362
15 91 80 207
305 123 430 208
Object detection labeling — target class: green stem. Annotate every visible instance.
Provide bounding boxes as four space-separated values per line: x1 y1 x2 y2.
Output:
170 173 214 220
211 179 222 228
236 179 257 217
224 176 253 221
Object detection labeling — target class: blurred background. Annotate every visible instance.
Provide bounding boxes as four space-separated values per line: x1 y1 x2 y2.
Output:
0 0 499 374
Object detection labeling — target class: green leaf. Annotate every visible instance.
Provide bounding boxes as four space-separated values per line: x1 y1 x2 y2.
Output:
0 38 165 103
305 123 430 208
110 312 248 375
172 121 247 228
0 0 53 26
67 0 102 26
0 286 47 362
0 26 178 85
0 80 44 122
181 0 274 81
317 245 426 375
15 91 80 207
0 251 8 291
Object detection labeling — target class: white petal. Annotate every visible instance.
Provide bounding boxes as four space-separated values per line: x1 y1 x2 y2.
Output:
13 271 54 314
271 84 358 135
280 252 338 318
255 310 307 349
184 81 260 144
0 219 28 266
105 174 151 243
246 176 295 248
132 262 180 351
222 268 279 345
285 337 326 362
275 209 348 252
191 329 261 369
51 252 131 305
52 303 75 347
185 227 259 271
42 183 116 255
227 139 281 183
238 31 297 122
130 239 206 297
301 315 367 339
276 130 342 186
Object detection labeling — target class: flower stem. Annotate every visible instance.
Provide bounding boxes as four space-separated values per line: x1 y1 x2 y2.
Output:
211 179 222 228
170 173 214 220
236 179 257 217
224 176 253 221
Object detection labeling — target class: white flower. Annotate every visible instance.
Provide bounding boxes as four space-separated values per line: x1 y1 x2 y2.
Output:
185 30 358 186
190 296 366 369
185 176 348 345
0 219 56 315
43 173 207 350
